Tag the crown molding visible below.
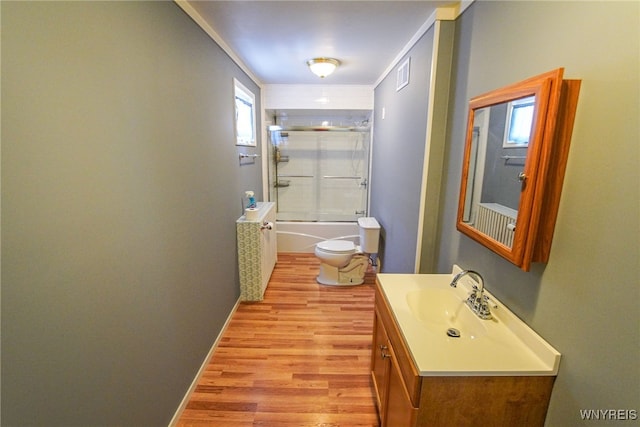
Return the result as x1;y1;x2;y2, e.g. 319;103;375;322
174;1;263;88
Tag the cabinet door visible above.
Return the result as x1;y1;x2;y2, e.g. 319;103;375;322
260;205;277;291
371;309;391;422
385;351;418;427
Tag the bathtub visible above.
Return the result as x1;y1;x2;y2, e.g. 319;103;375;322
276;221;359;253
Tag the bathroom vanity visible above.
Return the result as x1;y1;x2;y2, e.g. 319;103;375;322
371;272;560;426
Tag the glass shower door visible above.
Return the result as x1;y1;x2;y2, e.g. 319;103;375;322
273;131;317;221
316;132;368;221
270;128;369;222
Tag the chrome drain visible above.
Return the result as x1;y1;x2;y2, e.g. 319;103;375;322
446;328;461;338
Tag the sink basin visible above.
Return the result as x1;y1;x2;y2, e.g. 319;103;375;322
406;288;488;339
377;268;561;376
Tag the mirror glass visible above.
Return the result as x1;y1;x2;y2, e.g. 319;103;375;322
461;95;535;249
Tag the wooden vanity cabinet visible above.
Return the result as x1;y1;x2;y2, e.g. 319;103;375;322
370;279;555;427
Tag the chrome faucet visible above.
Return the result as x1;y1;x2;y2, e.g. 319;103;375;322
450;270;493;320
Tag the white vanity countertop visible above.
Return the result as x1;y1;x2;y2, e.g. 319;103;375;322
237;201;275;223
377;271;561;377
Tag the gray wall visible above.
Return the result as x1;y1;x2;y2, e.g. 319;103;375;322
437;2;639;425
370;28;434;273
2;2;262;425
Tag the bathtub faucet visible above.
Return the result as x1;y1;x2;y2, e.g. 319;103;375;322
450;270;492;320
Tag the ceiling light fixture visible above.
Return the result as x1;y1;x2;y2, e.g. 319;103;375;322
306;58;340;78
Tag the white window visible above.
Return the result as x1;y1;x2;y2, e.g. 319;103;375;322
234;78;256;146
503;96;535;148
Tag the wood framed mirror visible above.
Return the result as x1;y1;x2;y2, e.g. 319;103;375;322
456;68;581;271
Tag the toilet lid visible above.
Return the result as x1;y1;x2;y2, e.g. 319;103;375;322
317;240;356;254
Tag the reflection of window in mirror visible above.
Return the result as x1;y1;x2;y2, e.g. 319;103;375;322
234;78;256;146
503;96;535;147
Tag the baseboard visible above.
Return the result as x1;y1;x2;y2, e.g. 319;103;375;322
168;297;241;426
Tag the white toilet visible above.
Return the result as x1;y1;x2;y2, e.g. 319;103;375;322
315;217;380;286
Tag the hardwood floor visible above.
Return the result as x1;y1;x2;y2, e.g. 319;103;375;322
177;253;380;427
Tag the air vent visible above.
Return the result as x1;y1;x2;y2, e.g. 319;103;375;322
396;57;410;91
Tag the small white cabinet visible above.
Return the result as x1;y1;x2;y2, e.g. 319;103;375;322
236;202;277;301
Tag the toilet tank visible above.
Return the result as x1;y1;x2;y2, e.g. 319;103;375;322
358;217;380;254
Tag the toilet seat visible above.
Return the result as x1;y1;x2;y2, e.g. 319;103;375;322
316;240;356;254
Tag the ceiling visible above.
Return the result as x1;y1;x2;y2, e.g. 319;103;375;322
186;1;455;86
